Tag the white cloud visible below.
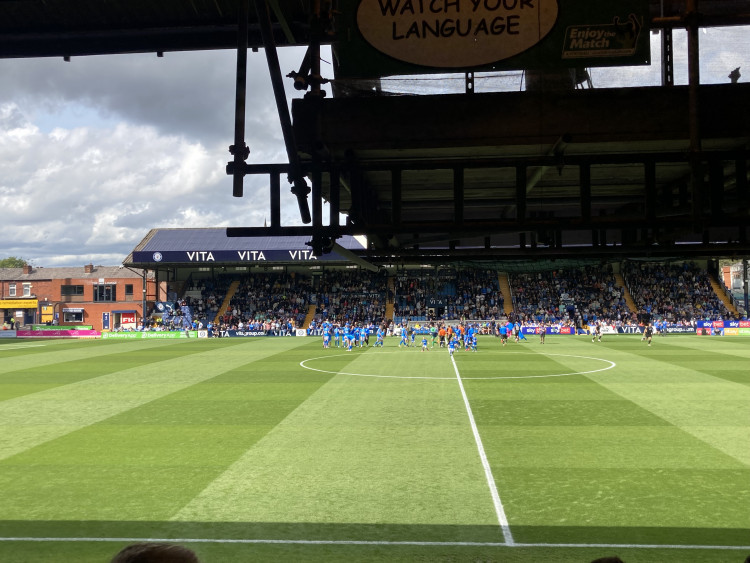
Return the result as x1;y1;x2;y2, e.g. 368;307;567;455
0;45;322;266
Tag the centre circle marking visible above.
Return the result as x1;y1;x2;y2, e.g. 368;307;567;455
299;351;616;380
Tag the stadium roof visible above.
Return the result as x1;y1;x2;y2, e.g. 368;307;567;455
124;228;369;267
3;1;749;263
1;1;748;59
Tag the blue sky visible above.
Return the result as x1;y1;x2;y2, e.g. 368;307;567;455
0;28;746;267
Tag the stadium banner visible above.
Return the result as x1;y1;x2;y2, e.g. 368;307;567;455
221;330;272;337
132;249;352;264
619;325;644;334
153;301;177;314
0;330;16;338
333;0;650;78
102;331;196;339
600;325;618;335
664;326;696;334
296;329;307;336
31;325;93;331
521;326;578;335
18;329;99;338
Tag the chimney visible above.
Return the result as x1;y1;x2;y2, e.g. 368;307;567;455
23;264;32;274
84;264;94;274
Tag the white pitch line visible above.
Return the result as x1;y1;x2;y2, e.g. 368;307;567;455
0;537;747;551
451;355;515;546
299;351;616;380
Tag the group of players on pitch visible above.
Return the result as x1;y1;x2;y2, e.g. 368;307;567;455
320;319;657;351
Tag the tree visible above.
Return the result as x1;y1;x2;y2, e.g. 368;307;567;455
0;257;28;268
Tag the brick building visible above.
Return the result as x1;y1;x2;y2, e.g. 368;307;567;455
0;264;155;332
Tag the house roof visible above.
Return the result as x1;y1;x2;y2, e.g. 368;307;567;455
0;266;145;282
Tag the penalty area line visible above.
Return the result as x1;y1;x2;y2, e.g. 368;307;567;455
451;355;515;546
0;537;748;551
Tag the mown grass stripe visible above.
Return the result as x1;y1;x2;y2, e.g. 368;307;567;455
0;340;307;462
0;339;181;375
583;345;750;466
172;348;502;538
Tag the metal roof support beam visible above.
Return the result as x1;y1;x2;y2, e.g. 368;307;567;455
392;168;402;227
661;27;674;87
737;157;748;215
645;161;656;222
266;0;296;43
579;163;591;224
312;155;323;227
454;167;464;226
708;159;724;219
270;170;281;227
686;0;703;226
346;152;364;225
254;0;311;223
516;165;527;222
526;134;570;195
308;0;323;99
229;0;250;198
329;166;341;227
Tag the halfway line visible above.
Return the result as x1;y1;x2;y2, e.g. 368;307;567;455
451;355;515;546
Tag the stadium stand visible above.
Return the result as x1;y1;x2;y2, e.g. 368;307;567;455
622;261;732;322
145;260;743;333
509;265;630;325
393;268;503;322
311;270;390;325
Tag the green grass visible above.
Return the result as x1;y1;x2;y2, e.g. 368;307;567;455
0;334;748;562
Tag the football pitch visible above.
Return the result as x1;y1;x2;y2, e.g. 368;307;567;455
0;334;748;562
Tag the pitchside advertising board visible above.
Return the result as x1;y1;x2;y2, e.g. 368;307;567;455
520;325;700;335
696;320;750;336
102;331;197;339
333;0;650;78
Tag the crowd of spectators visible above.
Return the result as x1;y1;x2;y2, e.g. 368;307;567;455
148;261;738;331
310;270;390;325
393;268;504;321
509;265;630;326
189;276;231;320
209;273;312;332
622;261;731;322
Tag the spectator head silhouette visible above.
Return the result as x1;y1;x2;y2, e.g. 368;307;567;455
110;542;200;563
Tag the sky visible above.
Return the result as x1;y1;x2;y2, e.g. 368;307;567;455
0;47;327;267
0;27;746;267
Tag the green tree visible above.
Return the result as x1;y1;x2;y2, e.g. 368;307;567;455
0;257;28;268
